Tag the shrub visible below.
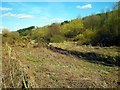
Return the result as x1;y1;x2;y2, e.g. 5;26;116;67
77;29;96;45
2;29;20;45
50;35;65;43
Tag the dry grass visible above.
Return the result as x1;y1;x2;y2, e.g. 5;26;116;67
2;42;119;88
50;42;119;57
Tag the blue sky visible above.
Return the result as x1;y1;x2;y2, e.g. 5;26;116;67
0;2;116;32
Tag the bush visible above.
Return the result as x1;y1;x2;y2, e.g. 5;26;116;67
2;29;20;45
50;35;65;43
77;29;96;45
61;18;84;39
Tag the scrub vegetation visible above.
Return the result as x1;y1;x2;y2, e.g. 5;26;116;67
1;2;120;89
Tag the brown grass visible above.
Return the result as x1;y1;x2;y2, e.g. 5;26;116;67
2;42;119;88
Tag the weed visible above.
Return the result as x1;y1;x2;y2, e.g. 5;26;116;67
49;74;58;82
55;64;61;70
27;56;39;62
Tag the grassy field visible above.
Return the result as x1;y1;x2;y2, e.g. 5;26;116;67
2;42;120;88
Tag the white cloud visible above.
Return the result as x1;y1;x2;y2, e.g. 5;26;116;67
76;4;92;9
1;12;33;19
0;7;12;11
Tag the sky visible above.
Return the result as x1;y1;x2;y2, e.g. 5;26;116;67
0;2;116;32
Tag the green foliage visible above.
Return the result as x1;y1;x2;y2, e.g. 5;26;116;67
91;7;120;46
61;18;84;38
17;26;35;36
2;29;20;45
77;29;96;45
83;15;101;30
50;35;65;43
80;2;120;46
2;29;9;37
27;56;39;62
49;74;57;82
30;23;64;45
65;28;82;38
30;26;50;46
3;2;119;46
47;23;61;38
61;20;70;25
44;23;65;43
94;8;120;46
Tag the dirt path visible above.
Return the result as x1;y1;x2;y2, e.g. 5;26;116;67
47;45;120;67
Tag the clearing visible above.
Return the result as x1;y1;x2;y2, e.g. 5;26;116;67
2;42;120;88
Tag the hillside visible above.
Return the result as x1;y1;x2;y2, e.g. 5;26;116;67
1;2;120;89
12;7;119;47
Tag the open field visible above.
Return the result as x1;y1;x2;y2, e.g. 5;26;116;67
1;1;120;89
2;42;120;88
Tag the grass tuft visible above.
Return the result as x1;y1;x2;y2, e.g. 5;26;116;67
27;56;39;62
